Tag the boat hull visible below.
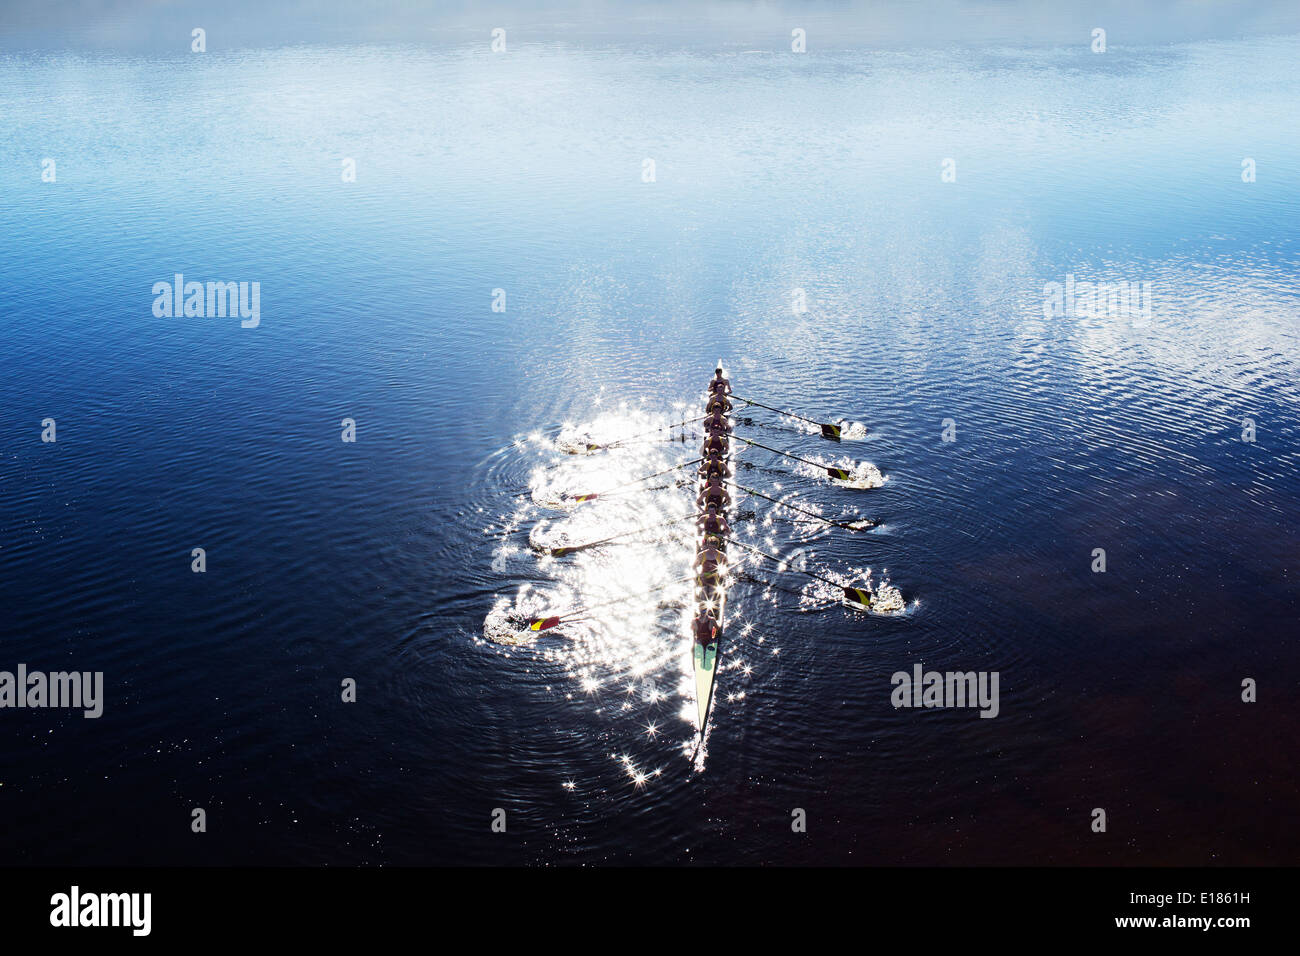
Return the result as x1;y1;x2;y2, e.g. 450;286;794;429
693;362;729;733
692;639;719;729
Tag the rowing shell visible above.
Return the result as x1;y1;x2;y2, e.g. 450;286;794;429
693;628;720;730
693;362;729;731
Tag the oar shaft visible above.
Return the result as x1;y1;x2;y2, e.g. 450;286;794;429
731;483;832;524
722;536;842;589
530;575;693;629
732;395;842;441
549;514;695;554
733;395;819;427
731;482;874;530
575;457;703;499
619;456;703;487
734;436;824;471
597;415;706;449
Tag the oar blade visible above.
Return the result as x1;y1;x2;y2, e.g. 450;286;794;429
843;586;873;608
827;467;851;481
529;615;563;631
821;422;842;442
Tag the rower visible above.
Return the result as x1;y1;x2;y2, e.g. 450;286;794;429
694;535;726;589
702;432;729;457
703;409;732;435
708;365;731;397
696;474;731;512
706;390;733;414
698;453;730;480
696;501;730;541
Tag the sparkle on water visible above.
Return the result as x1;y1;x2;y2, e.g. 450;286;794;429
484;399;906;784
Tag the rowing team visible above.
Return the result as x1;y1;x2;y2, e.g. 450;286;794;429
692;365;735;650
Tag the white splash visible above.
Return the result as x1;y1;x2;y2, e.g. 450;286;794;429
839;420;870;441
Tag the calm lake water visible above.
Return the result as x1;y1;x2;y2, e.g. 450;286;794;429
1;27;1298;864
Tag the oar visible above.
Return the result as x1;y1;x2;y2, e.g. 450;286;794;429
733;395;843;442
723;536;873;608
542;514;696;556
525;575;692;631
732;436;853;482
729;482;876;531
579;416;706;452
562;457;703;503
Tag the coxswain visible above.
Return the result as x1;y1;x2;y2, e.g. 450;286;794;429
692;608;719;647
708;364;731;397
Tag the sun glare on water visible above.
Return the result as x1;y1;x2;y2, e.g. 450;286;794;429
483;406;713;780
482;396;903;785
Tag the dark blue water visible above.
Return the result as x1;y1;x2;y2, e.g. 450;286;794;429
2;19;1298;864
